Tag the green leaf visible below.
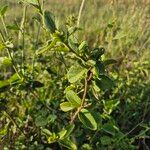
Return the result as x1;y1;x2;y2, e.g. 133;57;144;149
113;31;126;40
60;102;75;112
67;64;87;83
0;80;10;89
0;81;10;93
68;38;78;52
59;138;77;150
54;42;69;52
95;61;105;75
103;99;120;114
35;116;47;127
66;90;81;107
78;108;97;130
102;123;119;136
0;73;20;92
79;41;88;52
58;129;67;140
36;39;58;55
0;57;12;68
43;10;56;33
90;47;105;60
91;111;102;129
0;6;8;16
6;24;20;30
8;73;20;83
103;59;117;66
48;133;59;144
100;136;112;145
0;43;6;51
58;124;75;140
0;126;7;135
41;128;52;136
63;124;75;139
95;75;115;91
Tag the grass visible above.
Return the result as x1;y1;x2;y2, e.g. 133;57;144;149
1;0;149;58
0;0;150;149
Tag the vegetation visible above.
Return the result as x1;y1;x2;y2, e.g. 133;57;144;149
0;0;149;149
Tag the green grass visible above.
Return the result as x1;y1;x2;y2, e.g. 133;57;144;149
1;0;150;59
0;0;150;149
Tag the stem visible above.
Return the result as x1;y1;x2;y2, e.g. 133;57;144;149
59;53;68;70
115;121;143;144
37;0;43;15
0;29;6;42
7;48;22;79
77;0;85;27
70;70;92;123
19;5;27;75
0;16;8;37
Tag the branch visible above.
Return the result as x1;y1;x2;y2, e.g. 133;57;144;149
70;70;92;123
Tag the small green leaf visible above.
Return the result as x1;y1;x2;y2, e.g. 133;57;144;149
41;128;52;136
103;99;120;114
6;24;20;30
102;123;119;136
79;41;88;52
63;124;75;139
0;80;9;89
95;61;105;75
67;64;87;83
78;108;97;130
0;83;10;93
35;116;47;127
113;31;126;40
0;6;8;16
43;10;56;33
90;47;105;60
60;102;75;112
100;136;112;145
36;39;58;55
0;57;12;68
58;124;75;140
48;133;59;144
54;42;69;52
8;73;20;83
0;126;7;135
0;43;6;51
58;129;67;140
95;75;115;91
59;138;77;150
66;90;81;107
0;73;21;92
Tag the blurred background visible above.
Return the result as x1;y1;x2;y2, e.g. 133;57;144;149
1;0;150;60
